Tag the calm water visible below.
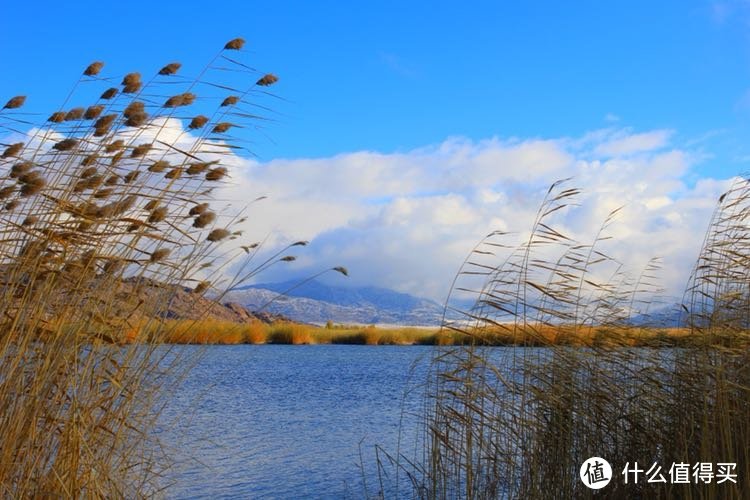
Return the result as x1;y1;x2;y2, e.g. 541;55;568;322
156;345;435;499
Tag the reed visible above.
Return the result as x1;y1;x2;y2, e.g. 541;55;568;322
370;179;750;499
0;37;289;496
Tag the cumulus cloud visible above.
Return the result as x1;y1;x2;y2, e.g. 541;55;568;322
7;119;725;303
218;128;732;302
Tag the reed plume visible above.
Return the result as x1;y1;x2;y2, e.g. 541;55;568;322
0;36;291;497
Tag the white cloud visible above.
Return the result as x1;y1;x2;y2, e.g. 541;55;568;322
216;127;732;302
6;121;729;304
593;129;673;157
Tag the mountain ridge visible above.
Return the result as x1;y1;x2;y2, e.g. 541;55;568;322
226;280;452;326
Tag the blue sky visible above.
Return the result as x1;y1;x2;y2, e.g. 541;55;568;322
1;1;748;175
1;1;749;300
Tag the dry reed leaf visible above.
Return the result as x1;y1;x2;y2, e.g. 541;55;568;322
205;167;228;181
0;185;15;199
150;248;171;262
22;215;39;226
110;151;124;165
256;74;279;86
148;160;170;173
122;72;142;93
53;138;79;151
80;167;98;179
3;96;26;109
212;122;233;133
193;211;216;228
206;228;231;242
94;114;117;136
189;203;209;215
123;170;140;183
148;206;168;223
124;113;146;127
131;143;153;158
64;107;85;121
83;61;104;76
101;87;118;100
81;154;98;166
48;111;66;123
224;38;245;50
165;92;196;107
10;161;32;178
18;171;46;196
188;115;209;129
165;168;183;180
93;188;114;199
158;62;182;75
124;101;144;117
125;112;147;127
2;142;24;158
102;259;124;274
105;140;125;153
84;105;105;120
186;162;211;175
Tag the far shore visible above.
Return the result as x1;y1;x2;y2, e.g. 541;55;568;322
120;320;749;348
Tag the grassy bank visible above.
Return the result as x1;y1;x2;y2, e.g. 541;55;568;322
132;319;750;347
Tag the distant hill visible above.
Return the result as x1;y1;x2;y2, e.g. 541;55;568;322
628;302;684;328
225;280;454;326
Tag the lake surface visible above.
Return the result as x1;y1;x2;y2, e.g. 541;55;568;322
156;345;436;499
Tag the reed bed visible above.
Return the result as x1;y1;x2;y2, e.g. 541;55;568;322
135;318;732;348
370;179;750;499
0;38;291;496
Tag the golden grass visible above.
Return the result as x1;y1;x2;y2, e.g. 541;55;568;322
369;179;750;499
0;37;291;496
125;319;745;348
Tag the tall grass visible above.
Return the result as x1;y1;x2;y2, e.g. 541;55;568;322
373;179;750;499
0;39;287;496
149;319;719;347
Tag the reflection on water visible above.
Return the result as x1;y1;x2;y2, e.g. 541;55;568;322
156;345;433;498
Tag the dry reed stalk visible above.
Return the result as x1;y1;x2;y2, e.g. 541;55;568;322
0;36;302;497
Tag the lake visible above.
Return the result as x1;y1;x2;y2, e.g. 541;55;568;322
156;345;436;498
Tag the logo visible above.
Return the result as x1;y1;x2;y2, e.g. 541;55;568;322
580;457;612;489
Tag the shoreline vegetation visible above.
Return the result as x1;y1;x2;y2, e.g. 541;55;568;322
127;319;750;347
0;39;299;496
367;179;750;498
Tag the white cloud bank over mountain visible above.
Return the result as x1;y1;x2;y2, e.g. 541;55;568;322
221;127;734;302
4;120;729;304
